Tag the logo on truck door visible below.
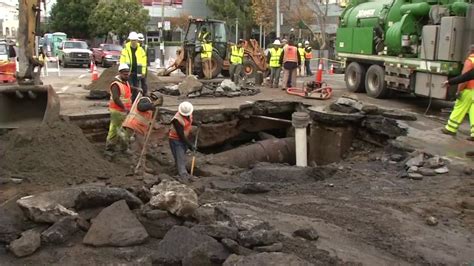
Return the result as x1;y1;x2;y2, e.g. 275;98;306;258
356;9;376;18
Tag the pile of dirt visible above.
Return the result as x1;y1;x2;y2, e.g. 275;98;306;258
86;65;161;92
0;120;124;183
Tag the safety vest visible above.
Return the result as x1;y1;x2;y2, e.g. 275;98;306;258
304;47;313;59
298;48;305;64
122;97;153;136
466;55;474;89
199;31;210;42
109;78;132;112
230;45;244;65
120;42;147;75
201;42;213;60
269;48;282;68
283;45;298;63
169;112;193;141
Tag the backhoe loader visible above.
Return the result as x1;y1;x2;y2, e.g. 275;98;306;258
162;18;268;79
0;0;59;129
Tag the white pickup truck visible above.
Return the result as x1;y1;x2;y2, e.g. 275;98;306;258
57;40;92;68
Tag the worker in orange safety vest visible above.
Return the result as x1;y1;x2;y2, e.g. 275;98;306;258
279;39;301;89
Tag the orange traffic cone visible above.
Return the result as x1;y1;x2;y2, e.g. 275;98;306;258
92;62;99;81
316;59;323;83
329;64;334;75
89;60;94;73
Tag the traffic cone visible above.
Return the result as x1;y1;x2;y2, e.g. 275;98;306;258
329;64;334;75
92;62;99;81
89;60;94;73
316;59;323;83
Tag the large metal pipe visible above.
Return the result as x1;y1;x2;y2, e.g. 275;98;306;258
208;137;295;168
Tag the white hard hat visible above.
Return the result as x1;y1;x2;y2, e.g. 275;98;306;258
137;33;144;41
118;63;130;72
178;101;193;116
273;40;281;45
298;42;302;47
305;40;309;45
128;31;139;40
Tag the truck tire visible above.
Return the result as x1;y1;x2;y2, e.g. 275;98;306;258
365;65;390;99
194;51;223;79
242;59;257;79
345;62;366;92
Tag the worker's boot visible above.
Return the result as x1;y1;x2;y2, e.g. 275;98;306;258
441;128;456;136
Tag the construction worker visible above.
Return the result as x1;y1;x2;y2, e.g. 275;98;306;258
198;27;210;42
122;91;163;173
304;41;313;76
297;43;305;76
137;33;149;97
282;39;288;49
230;39;245;83
169;101;196;179
120;31;147;101
201;37;213;79
105;63;142;157
442;45;474;141
280;39;301;89
267;39;283;88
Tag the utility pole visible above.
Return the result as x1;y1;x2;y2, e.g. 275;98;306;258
160;2;165;66
259;24;262;46
276;0;280;38
235;17;239;43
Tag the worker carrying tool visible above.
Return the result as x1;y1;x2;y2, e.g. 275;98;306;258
229;39;245;83
169;101;198;180
105;63;142;157
441;45;474;142
122;91;164;173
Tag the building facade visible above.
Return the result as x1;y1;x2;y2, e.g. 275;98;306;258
0;0;19;39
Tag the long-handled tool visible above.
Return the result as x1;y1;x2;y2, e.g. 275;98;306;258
190;126;200;176
134;106;159;174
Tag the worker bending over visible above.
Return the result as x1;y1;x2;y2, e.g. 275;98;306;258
122;91;164;173
169;102;197;179
105;63;142;157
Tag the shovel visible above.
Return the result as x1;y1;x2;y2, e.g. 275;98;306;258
134;106;159;174
190;126;200;176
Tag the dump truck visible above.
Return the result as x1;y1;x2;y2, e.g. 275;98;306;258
0;0;59;129
163;18;267;79
336;0;474;100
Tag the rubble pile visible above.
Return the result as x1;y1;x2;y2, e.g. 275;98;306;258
400;152;450;180
0;120;123;183
158;76;261;98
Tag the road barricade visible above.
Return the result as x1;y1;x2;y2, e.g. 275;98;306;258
43;56;61;77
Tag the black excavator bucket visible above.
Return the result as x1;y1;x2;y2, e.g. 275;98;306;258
0;85;60;129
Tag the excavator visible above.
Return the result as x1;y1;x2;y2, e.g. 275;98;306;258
0;0;59;129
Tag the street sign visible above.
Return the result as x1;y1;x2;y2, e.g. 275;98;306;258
164;21;171;31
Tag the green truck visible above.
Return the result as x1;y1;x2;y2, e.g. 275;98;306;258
336;0;474;100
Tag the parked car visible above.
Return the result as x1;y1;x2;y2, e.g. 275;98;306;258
57;40;92;68
92;44;122;67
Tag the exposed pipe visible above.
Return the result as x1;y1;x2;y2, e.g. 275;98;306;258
292;112;310;167
208;137;295;168
250;115;292;124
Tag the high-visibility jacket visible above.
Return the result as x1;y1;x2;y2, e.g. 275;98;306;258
463;54;474;90
169;112;193;140
304;47;313;59
298;48;305;64
120;42;147;75
122;97;153;136
198;31;210;42
283;45;298;63
201;42;213;60
109;78;132;112
269;48;282;68
230;45;244;65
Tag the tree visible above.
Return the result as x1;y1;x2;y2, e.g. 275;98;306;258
89;0;150;42
251;0;275;32
206;0;254;40
284;0;330;49
49;0;99;39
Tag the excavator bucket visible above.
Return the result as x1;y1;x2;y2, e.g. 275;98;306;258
0;84;60;129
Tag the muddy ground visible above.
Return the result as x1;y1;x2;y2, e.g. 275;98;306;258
0;117;473;265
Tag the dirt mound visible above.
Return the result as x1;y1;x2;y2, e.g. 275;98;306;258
86;65;162;92
0;120;124;183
